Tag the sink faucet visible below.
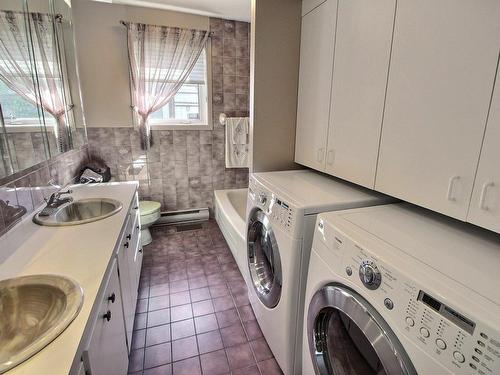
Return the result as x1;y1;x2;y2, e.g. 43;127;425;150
39;190;73;216
47;189;73;208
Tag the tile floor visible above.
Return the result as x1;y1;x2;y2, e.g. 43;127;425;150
128;220;283;375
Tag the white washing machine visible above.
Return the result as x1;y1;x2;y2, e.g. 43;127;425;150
303;203;500;375
245;170;394;374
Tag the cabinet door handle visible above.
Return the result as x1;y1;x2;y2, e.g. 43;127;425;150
108;293;116;303
479;181;495;211
136;225;140;230
126;234;132;240
446;176;460;201
316;148;324;163
124;242;129;248
139;248;143;253
327;149;335;165
103;310;112;322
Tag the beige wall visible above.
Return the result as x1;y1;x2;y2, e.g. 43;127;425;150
249;0;302;172
72;0;209;128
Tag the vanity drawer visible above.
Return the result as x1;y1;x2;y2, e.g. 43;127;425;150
83;259;128;375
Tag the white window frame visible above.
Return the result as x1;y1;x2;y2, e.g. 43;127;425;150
150;43;213;131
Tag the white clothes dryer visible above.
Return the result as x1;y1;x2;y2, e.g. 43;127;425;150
245;170;393;374
303;203;500;375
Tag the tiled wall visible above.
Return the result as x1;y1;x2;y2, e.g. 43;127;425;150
87;18;250;214
0;145;90;236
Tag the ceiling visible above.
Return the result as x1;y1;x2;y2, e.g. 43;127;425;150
99;0;251;22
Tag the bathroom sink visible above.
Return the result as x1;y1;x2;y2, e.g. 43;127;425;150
33;198;122;226
0;275;84;373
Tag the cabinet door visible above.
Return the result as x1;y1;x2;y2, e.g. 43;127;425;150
376;0;500;220
468;61;500;233
295;0;337;171
117;215;135;351
83;260;128;375
324;0;395;188
302;0;326;16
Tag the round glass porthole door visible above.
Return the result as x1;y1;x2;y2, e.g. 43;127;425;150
247;208;282;308
307;285;416;375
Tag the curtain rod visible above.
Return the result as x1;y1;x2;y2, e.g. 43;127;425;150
0;10;63;21
119;20;213;37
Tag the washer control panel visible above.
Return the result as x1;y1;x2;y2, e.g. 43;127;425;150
322;225;500;375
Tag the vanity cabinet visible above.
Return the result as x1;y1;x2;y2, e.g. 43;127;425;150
294;0;337;171
375;0;500;220
324;0;395;188
467;66;500;233
117;193;141;352
82;259;129;375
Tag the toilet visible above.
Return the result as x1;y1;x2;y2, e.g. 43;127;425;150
139;200;161;246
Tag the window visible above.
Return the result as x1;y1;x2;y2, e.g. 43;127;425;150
0;80;55;127
149;47;211;129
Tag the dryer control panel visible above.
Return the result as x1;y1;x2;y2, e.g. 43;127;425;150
316;219;500;375
248;178;295;233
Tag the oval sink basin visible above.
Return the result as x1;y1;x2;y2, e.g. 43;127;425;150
33;198;122;226
0;275;83;373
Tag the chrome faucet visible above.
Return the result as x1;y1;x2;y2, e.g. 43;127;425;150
46;189;73;208
39;189;73;216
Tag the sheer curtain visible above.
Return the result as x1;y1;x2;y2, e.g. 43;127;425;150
124;22;210;149
0;11;73;152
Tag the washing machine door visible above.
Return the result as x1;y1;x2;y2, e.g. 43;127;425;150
307;284;416;375
247;207;282;308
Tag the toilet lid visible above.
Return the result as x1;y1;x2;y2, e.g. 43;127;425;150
139;201;161;215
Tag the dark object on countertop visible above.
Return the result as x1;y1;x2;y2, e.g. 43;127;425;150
78;155;111;183
0;199;27;227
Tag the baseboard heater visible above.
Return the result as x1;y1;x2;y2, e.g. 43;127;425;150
154;207;209;226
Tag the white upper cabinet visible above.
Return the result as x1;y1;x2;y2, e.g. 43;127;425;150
376;0;500;220
468;62;500;233
295;0;337;171
324;0;396;188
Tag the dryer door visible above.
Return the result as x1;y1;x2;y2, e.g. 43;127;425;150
247;208;282;308
307;284;416;375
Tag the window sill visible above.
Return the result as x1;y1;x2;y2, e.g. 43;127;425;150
150;123;213;131
4;124;55;133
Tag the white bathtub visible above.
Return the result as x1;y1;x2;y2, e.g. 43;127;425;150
214;188;248;275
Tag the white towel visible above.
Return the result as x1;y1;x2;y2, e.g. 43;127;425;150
229;117;249;145
225;117;249;168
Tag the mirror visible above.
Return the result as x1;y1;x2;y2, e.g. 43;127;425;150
0;0;87;179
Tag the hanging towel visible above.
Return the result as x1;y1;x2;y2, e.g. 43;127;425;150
225;117;249;168
230;117;249;144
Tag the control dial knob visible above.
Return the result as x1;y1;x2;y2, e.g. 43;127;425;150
258;193;267;206
359;260;382;290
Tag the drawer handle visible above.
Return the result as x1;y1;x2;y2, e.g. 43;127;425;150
479;181;495;211
124;242;129;248
103;311;112;322
108;293;116;303
126;234;132;240
134;206;138;210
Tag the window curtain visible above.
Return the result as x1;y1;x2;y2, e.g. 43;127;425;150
124;22;210;149
0;11;73;152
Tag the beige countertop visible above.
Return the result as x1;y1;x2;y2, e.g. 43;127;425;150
0;182;138;375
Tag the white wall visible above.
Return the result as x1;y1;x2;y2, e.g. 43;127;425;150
72;0;209;127
250;0;302;172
